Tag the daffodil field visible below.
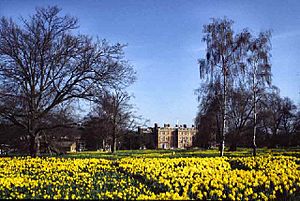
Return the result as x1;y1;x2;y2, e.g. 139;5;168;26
119;156;300;200
0;152;300;200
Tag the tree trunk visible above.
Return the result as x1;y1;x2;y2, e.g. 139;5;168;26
111;136;116;153
47;145;53;156
102;139;105;151
29;133;40;157
111;138;114;153
111;126;117;153
29;135;36;156
114;139;117;152
252;109;257;156
220;138;225;157
220;68;227;157
252;68;257;157
44;133;53;156
28;116;41;157
35;134;41;156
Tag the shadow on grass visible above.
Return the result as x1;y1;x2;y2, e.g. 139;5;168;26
114;162;169;194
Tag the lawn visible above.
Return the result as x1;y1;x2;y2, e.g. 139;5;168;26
65;147;300;159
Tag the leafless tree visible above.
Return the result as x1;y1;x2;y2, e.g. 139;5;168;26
260;88;297;147
0;6;135;156
92;89;137;153
227;88;253;151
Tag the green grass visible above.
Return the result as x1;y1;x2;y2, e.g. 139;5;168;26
65;147;300;160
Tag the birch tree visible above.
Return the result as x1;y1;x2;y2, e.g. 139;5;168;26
244;31;272;156
199;18;248;156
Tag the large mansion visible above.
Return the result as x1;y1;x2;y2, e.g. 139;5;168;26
138;123;197;149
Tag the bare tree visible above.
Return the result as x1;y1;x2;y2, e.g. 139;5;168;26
227;88;253;151
93;89;137;153
281;97;297;138
291;111;300;146
199;18;248;156
82;115;109;151
195;81;222;149
260;88;296;147
0;6;135;156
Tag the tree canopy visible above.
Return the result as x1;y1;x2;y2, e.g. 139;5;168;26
0;6;136;156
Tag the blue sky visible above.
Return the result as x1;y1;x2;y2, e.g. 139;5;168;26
1;0;300;127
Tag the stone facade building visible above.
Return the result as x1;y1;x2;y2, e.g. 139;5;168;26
139;123;197;149
154;123;197;149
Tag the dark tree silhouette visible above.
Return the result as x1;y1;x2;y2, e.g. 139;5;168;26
227;88;253;151
259;87;296;147
92;89;137;153
0;6;135;156
195;81;222;149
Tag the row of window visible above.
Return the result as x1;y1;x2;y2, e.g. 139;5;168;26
159;131;195;135
180;137;192;141
159;136;192;142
